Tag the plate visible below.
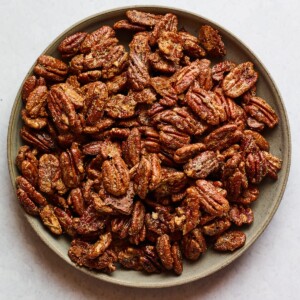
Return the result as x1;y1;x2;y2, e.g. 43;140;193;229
7;6;291;288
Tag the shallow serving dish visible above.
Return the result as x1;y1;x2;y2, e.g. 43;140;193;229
7;6;291;288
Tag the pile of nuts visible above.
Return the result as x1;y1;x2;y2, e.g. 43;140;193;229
15;10;282;275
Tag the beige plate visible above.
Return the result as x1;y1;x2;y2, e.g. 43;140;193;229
7;6;291;288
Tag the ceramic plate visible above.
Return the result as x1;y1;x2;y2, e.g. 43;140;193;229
7;6;291;288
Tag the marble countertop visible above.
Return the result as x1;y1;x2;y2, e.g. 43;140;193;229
1;0;299;299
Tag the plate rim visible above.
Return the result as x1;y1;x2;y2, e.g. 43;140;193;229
7;5;291;288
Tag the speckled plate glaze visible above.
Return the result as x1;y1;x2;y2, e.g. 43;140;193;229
7;6;291;288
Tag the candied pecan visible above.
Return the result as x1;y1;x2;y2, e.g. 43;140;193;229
202;218;231;236
171;243;183;275
229;205;254;226
20;127;56;153
25;85;48;118
186;83;226;125
204;124;243;151
158;31;183;63
16;146;39;186
246;117;265;131
128;201;146;236
111;216;131;239
129;224;146;245
80;26;116;54
126;10;163;26
118;247;144;271
68;188;85;216
159;125;191;151
38;154;67;195
88;232;112;259
198;25;226;57
83;117;115;134
156;234;173;270
197;59;213;91
244;130;269;151
21;75;46;101
106;72;128;95
128;88;157;104
234;186;259;205
154;168;187;199
128;32;151;91
190;180;230;216
214;230;246;252
212;60;237;81
105;94;136;119
47;85;82;134
122;128;141;167
245;151;268;184
140;246;162;274
263;151;282;180
222;153;248;200
174;143;206;164
53;207;76;236
222;62;258;98
34;55;68;82
101;45;129;79
184;151;220;179
82;81;108;125
151;76;177;106
170;60;201;94
50;194;68;210
58;32;88;58
149;51;178;74
22;110;47;130
182;228;207;260
69;54;85;74
40;205;62;235
149;13;178;45
60;143;84;188
113;19;146;31
242;96;279;128
102;156;130;196
16;188;39;216
179;31;206;58
83;37;119;69
78;70;102;84
100;127;131;139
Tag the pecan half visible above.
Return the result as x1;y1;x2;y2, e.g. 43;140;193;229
182;228;207;260
58;32;88;58
40;205;62;235
214;231;246;252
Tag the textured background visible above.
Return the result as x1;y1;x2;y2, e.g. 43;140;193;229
1;0;299;299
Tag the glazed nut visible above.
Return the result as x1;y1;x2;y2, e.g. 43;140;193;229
214;231;246;252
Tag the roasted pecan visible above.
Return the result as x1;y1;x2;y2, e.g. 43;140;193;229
173;143;206;164
151;76;177;106
69;54;85;74
190;180;230;216
246;117;265;131
244;130;269;151
202;217;231;236
58;32;88;58
242;96;279;128
113;19;147;31
128;201;146;236
182;228;207;260
229;205;254;226
38;154;67;195
245;151;268;184
111;216;131;239
53;207;76;236
158;31;183;64
149;13;178;46
170;60;201;94
25;85;48;118
40;205;62;235
102;156;130;196
80;26;115;54
78;70;102;84
118;247;144;271
106;72;128;95
140;245;162;273
212;60;237;81
184;151;220;179
234;186;259;205
222;62;258;98
126;10;163;26
122;128;141;167
198;25;226;57
105;94;136;119
186;83;226;125
149;51;178;74
171;243;183;275
20;127;56;153
263;151;282;180
197;59;213;91
214;230;246;252
16;188;39;216
156;234;173;270
21;75;46;101
68;188;85;216
21;110;47;130
204;124;243;151
179;31;206;58
16;146;39;186
88;232;112;259
34;55;68;82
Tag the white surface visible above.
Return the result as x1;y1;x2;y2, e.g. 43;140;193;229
0;0;299;299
